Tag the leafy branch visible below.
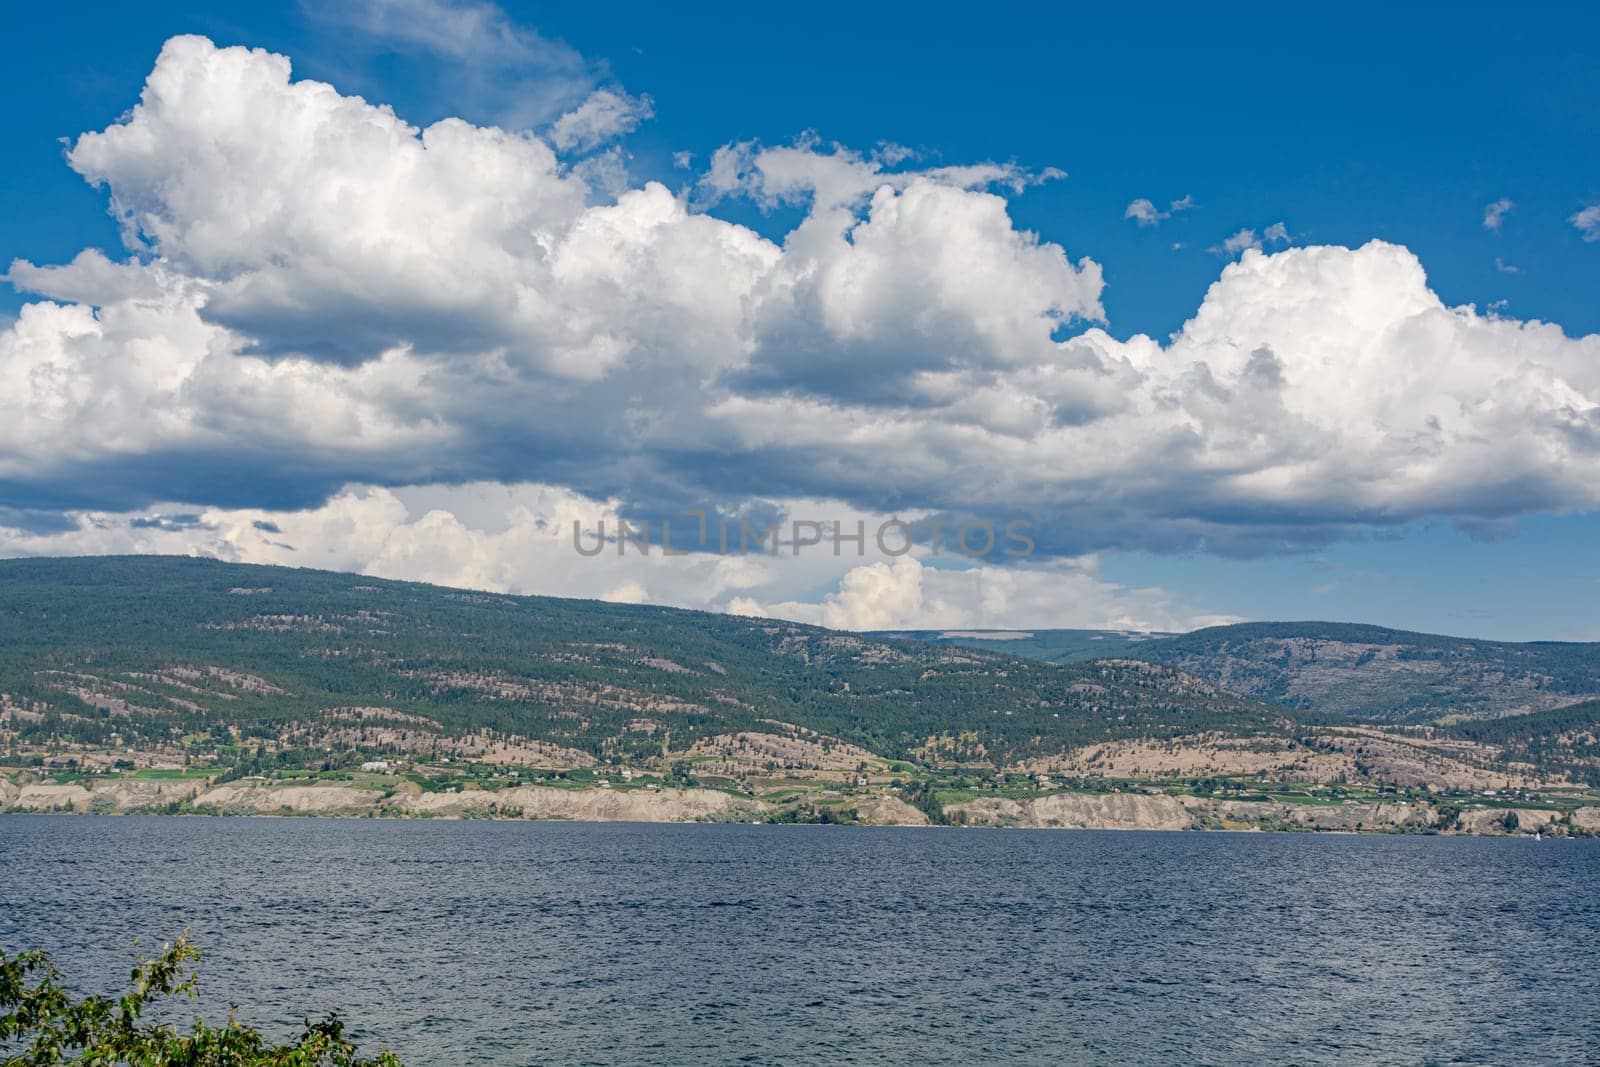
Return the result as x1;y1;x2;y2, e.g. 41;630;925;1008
0;937;402;1066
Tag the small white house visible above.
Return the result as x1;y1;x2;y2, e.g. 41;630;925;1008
360;760;391;773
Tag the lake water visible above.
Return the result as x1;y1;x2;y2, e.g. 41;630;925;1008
2;816;1597;1065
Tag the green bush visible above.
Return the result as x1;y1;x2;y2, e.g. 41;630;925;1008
0;936;402;1066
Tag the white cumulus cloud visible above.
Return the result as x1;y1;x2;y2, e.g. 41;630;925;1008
549;88;654;153
0;484;1233;631
2;33;1599;586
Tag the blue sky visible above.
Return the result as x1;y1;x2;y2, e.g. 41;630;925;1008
8;1;1600;334
2;0;1598;639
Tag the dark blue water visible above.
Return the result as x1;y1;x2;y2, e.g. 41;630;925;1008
2;816;1597;1065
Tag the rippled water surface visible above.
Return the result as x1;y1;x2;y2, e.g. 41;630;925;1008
3;816;1598;1064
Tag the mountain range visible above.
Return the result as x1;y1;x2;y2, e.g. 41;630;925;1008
2;556;1597;790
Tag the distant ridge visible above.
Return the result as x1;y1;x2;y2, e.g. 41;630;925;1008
880;622;1600;724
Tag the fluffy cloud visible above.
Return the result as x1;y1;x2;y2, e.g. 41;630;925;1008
1483;198;1514;231
1124;194;1193;227
740;178;1106;411
549;88;655;153
4;33;1600;597
1573;204;1600;243
64;38;590;365
699;138;1064;213
737;556;1235;632
0;483;1230;631
1213;222;1290;256
306;0;601;130
718;239;1600;553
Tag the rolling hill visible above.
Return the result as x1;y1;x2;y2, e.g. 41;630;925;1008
0;556;1286;770
1441;697;1600;783
880;623;1600;724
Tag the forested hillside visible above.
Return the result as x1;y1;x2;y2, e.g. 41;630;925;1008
1138;623;1600;723
1442;698;1600;783
0;557;1285;768
887;623;1600;723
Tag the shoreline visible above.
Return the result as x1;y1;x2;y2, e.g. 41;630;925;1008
4;779;1594;838
0;808;1586;839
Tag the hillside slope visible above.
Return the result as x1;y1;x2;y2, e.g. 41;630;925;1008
0;556;1286;768
1442;697;1600;783
884;623;1600;723
1139;623;1600;723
